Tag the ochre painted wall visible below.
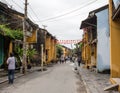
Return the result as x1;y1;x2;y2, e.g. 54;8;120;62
82;30;91;68
45;36;57;63
9;41;13;54
46;36;51;63
26;30;37;43
109;0;120;78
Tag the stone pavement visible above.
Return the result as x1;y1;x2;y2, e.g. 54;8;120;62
77;63;119;93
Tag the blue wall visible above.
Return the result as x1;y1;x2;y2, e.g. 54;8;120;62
96;8;110;72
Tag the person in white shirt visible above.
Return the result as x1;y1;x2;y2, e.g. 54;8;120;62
7;53;15;84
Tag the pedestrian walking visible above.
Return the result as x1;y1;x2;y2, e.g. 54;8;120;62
77;56;81;66
7;52;16;84
61;55;64;63
72;56;75;63
70;56;72;62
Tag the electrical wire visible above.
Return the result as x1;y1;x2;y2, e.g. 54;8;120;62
20;0;24;3
2;0;97;24
35;0;107;23
28;13;36;22
11;0;23;10
28;4;40;21
3;0;35;23
27;0;93;23
39;11;88;23
0;0;108;25
35;0;97;22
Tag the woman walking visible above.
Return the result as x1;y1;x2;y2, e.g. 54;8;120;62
7;53;16;84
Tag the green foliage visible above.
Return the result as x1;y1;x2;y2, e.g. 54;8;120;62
0;25;23;40
12;29;23;40
56;44;63;58
27;48;37;59
15;45;23;58
15;45;37;61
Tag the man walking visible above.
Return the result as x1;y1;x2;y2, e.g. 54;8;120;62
77;51;81;67
7;53;16;84
77;56;81;66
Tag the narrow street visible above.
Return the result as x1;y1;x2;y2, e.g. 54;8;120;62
0;62;87;93
0;0;120;92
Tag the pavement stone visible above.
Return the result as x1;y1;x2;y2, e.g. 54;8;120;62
77;63;119;93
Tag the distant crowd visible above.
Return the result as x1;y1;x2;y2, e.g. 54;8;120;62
59;55;81;66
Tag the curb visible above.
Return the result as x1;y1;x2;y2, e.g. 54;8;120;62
0;67;48;84
77;66;91;93
0;68;39;84
0;74;24;84
78;70;91;93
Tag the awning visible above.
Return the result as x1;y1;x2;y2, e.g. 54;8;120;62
80;15;97;29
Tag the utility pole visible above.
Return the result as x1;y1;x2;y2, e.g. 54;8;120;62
42;25;47;29
22;0;28;74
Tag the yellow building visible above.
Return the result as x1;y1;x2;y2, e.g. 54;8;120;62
109;0;120;90
80;28;97;69
45;32;57;64
0;1;38;67
26;28;38;44
80;28;91;68
80;6;109;71
61;45;71;58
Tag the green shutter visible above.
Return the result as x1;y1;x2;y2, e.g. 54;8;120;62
0;35;4;66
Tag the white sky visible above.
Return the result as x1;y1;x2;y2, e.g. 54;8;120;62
1;0;108;48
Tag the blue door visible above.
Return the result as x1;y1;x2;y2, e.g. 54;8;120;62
0;34;4;66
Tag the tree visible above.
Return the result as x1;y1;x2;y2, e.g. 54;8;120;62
56;44;63;58
0;25;23;40
15;46;37;68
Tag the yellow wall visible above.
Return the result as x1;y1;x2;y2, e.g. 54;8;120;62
61;47;70;57
81;45;85;61
51;39;57;62
53;40;57;60
109;0;120;78
82;30;91;67
46;36;50;50
45;36;57;63
66;49;70;57
26;30;37;43
45;36;51;63
62;47;66;57
82;36;86;63
9;41;13;54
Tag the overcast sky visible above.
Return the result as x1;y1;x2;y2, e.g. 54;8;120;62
1;0;108;48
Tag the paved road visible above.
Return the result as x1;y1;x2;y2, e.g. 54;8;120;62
0;62;87;93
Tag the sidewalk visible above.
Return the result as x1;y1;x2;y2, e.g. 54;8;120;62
77;64;119;93
0;66;46;84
